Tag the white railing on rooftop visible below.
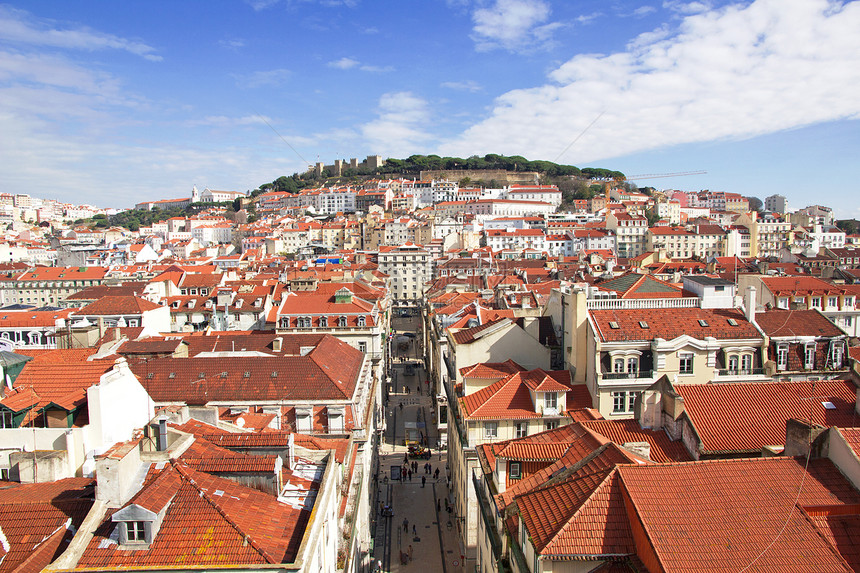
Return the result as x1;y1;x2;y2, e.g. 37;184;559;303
587;297;701;310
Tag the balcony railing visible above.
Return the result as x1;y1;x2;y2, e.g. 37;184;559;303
602;370;653;380
587;298;700;310
716;368;764;377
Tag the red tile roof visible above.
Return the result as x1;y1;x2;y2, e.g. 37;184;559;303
515;446;639;558
459;359;524;379
755;308;845;337
134;334;363;403
676;379;860;454
591;307;759;342
76;461;310;567
618;457;860;572
0;478;95;573
580;419;692;463
75;295;161;315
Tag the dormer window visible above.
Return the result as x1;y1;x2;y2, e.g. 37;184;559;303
127;521;147;543
544;392;558;413
319;316;328;327
357;316;366;327
338;316;348;327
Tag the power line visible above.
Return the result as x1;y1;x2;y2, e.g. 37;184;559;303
254;113;311;167
553;110;605;163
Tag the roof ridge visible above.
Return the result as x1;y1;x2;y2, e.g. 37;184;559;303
170;460;278;564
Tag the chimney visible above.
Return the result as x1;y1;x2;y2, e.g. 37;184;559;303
745;285;756;324
156;416;168;452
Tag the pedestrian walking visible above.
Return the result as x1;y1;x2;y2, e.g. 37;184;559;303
434;468;440;480
408;469;412;481
412;524;416;536
403;518;408;532
421;475;426;488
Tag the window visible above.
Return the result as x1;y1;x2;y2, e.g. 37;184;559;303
357;316;366;327
778;297;789;309
728;355;739;372
509;462;522;480
613;358;624;373
484;421;498;439
358;341;367;353
127;521;147;543
297;317;311;328
544;392;557;411
804;343;816;369
515;422;527;438
544;421;558;431
846;316;853;328
0;409;13;428
626;357;639;375
831;342;844;368
777;344;789;370
741;353;753;373
812;297;821;309
338;316;348;327
828;296;838;308
679;353;694;374
319;316;328;327
627;391;639;412
612;392;626;413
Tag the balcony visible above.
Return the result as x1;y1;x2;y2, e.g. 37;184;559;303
602;370;653;380
716;368;764;377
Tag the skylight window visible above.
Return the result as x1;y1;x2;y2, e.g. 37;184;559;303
727;319;738;326
698;319;709;327
271;371;278;378
198;372;205;379
609;321;620;329
244;371;251;378
822;401;836;410
147;373;154;379
638;321;649;329
168;373;176;379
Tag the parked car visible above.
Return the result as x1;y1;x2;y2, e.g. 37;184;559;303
402;332;416;338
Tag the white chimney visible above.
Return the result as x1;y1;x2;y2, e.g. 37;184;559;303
745;285;757;323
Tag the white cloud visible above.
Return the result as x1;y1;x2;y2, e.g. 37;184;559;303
632;6;658;17
361;92;435;156
0;5;161;61
233;69;292;88
440;0;860;165
470;0;561;52
441;80;483;92
662;1;714;15
328;57;360;69
219;38;246;50
328;57;393;72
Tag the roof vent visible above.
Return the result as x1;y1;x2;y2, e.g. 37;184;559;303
168;372;176;379
198;372;205;379
243;371;251;378
271;371;278;378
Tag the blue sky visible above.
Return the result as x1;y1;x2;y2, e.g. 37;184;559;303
1;0;859;217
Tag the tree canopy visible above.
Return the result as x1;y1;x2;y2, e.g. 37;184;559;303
253;154;624;194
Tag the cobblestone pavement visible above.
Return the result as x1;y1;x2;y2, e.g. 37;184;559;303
371;316;464;573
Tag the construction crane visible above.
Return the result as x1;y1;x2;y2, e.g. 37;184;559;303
602;170;707;211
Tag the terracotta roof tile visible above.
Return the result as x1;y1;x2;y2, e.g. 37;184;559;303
618;457;860;572
591;307;759;342
755;309;845;337
676;379;860;453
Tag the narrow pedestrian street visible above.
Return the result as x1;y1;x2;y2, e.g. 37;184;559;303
371;312;464;573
